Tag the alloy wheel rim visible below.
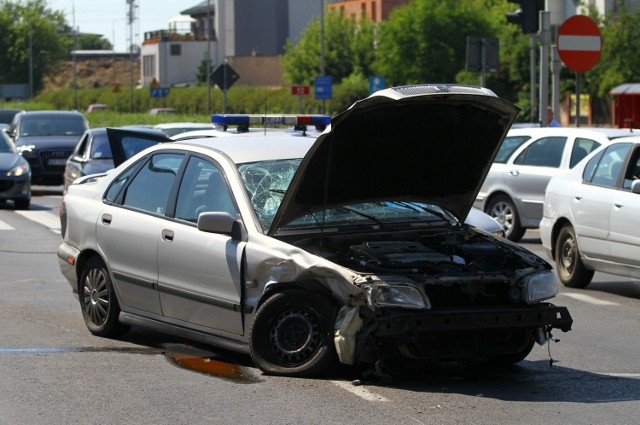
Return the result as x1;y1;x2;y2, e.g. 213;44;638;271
490;201;514;234
82;268;109;326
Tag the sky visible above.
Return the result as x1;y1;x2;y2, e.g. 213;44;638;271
47;0;198;52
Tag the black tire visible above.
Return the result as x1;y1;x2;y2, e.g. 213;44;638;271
486;195;525;242
79;256;129;337
554;224;594;288
488;336;535;367
249;290;339;377
14;198;30;210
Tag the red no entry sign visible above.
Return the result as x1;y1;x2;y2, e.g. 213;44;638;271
557;15;602;72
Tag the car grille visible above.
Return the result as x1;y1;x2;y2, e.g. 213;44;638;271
424;281;511;307
39;150;72;173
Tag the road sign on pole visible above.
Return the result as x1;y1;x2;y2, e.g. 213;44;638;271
314;76;332;100
291;85;310;96
557;15;602;73
150;87;170;98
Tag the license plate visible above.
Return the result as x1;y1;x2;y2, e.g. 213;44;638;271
48;158;67;166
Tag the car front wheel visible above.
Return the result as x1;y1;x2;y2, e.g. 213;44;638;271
486;195;525;241
79;256;129;337
249;290;338;377
555;224;594;288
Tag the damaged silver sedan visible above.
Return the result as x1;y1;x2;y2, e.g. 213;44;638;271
58;85;572;377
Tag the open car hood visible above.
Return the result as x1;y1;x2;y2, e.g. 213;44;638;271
268;85;519;235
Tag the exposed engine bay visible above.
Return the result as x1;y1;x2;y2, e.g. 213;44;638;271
282;226;546;308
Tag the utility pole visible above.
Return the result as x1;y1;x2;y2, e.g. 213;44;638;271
320;0;325;114
127;0;136;113
539;11;550;126
207;0;211;113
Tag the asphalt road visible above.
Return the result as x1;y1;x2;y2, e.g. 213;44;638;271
1;189;639;425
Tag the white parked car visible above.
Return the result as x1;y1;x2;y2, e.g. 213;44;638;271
474;127;639;241
541;137;640;288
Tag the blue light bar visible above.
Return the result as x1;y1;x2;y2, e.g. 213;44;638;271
211;114;331;128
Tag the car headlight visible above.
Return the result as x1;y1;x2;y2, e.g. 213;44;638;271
6;164;30;177
364;282;430;310
521;270;558;304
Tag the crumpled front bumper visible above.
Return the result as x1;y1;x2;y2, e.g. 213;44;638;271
335;303;572;365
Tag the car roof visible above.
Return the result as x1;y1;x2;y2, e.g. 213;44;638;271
153;122;215;129
507;126;640;139
172;134;316;164
18;110;84;117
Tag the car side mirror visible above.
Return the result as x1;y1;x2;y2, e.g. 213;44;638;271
197;212;247;242
632;179;640;194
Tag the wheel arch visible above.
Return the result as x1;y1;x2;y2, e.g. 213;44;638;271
484;191;514;213
257;279;337;312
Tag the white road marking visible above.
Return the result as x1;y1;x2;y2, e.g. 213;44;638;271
331;380;390;402
603;373;640;378
0;219;15;230
559;292;619;306
15;210;61;235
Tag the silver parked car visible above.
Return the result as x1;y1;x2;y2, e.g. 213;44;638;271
541;137;640;288
58;85;572;377
475;127;620;241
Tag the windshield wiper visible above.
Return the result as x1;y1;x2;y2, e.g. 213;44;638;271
337;206;382;225
387;201;458;226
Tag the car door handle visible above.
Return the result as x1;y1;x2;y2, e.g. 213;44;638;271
161;229;174;242
573;194;583;201
101;213;112;225
509;170;519;176
614;201;624;209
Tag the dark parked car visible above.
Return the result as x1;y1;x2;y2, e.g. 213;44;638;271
64;127;171;191
0;108;25;126
0;129;31;209
10;111;89;185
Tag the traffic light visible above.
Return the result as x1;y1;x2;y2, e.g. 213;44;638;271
506;0;544;34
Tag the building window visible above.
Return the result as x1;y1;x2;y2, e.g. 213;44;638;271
371;1;377;21
143;55;155;79
170;44;181;56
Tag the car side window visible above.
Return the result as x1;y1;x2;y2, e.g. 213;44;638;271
513;137;567;167
570;138;600;169
90;133;112;159
623;147;640;190
122;153;184;215
74;133;89;158
590;143;632;188
495;136;530;163
174;157;237;223
582;150;604;183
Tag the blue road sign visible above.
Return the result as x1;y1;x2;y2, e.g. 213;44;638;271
150;87;170;98
369;76;385;94
314;76;333;100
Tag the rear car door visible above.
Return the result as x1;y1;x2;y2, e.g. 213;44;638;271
157;155;245;335
97;152;185;315
609;144;640;266
508;136;567;222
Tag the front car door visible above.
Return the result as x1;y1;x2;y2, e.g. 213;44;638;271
157;155;245;335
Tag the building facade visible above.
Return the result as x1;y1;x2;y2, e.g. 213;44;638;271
140;0;322;87
327;0;410;23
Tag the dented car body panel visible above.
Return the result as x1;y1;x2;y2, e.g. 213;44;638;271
58;85;572;377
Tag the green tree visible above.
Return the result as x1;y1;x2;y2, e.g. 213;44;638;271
373;0;494;86
75;33;112;50
585;9;640;98
281;10;377;85
0;0;72;95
